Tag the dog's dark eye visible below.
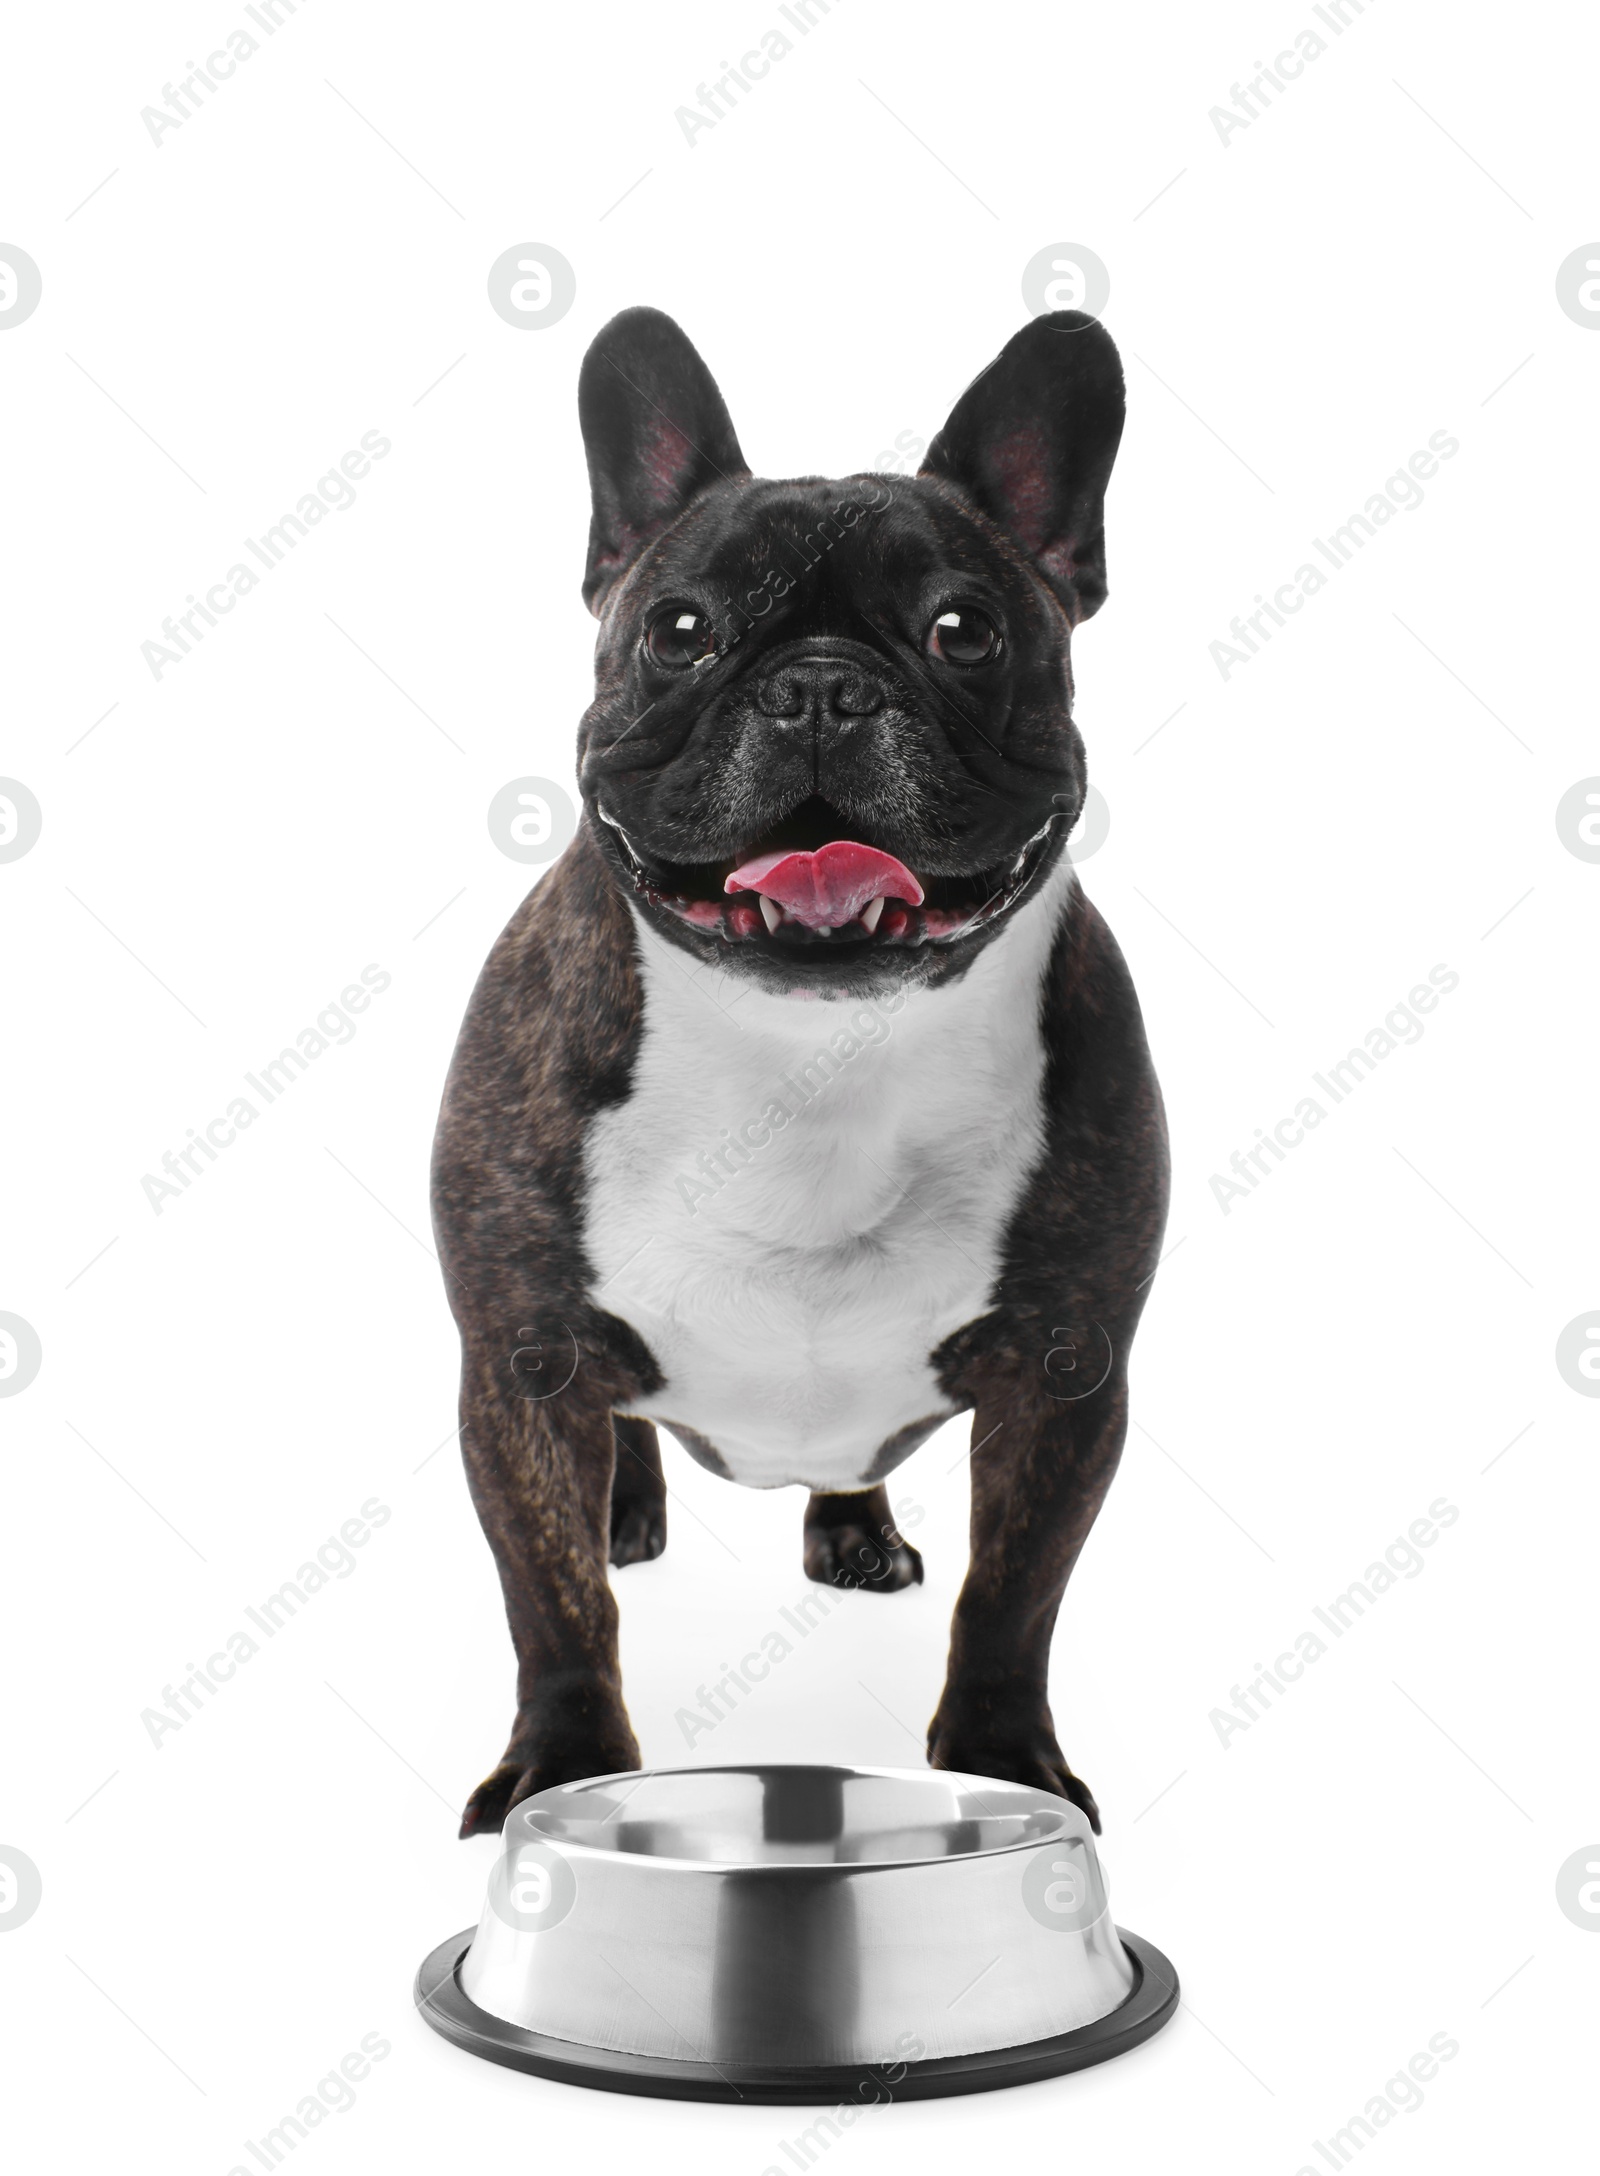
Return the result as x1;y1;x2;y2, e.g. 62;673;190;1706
927;606;1000;666
646;607;718;669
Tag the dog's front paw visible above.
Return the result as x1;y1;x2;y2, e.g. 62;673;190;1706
460;1691;639;1838
927;1702;1101;1832
803;1488;924;1593
460;1760;546;1838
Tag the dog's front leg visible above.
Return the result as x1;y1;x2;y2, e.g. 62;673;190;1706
928;1359;1129;1833
456;1342;640;1837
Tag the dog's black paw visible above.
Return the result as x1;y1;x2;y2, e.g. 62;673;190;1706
460;1745;638;1837
609;1497;667;1568
460;1695;639;1837
927;1707;1101;1832
803;1488;924;1592
804;1522;924;1591
459;1761;539;1839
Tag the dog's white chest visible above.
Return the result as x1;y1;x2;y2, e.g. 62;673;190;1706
581;872;1068;1491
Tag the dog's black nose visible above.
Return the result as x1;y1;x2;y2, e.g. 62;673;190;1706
756;658;884;722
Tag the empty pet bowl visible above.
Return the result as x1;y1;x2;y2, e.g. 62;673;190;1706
416;1763;1176;2101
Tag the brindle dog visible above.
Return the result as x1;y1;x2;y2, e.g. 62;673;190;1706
432;306;1167;1840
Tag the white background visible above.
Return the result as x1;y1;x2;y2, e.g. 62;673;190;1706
2;0;1595;2169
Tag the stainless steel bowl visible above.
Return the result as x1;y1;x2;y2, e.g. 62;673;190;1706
417;1764;1177;2101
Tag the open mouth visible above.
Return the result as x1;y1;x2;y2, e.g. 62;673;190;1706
598;796;1057;951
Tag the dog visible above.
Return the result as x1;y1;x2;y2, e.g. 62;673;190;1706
432;305;1168;1840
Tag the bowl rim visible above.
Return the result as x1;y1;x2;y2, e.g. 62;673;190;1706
504;1761;1092;1876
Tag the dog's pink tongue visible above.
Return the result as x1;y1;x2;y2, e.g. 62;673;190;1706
725;841;924;930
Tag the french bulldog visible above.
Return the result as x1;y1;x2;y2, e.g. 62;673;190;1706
433;305;1168;1839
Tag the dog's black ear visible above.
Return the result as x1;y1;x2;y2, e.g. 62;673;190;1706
920;311;1125;623
578;307;748;614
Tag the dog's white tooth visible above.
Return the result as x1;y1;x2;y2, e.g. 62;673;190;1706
758;895;783;934
860;895;886;933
